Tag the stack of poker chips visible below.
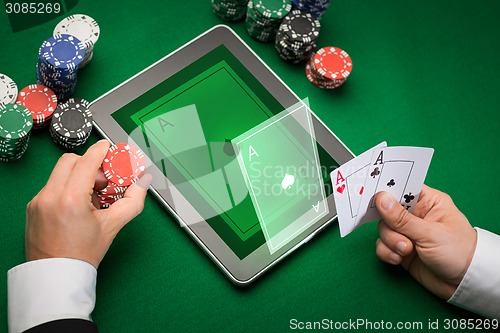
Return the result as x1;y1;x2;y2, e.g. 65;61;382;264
0;104;33;162
292;0;333;19
37;34;85;103
274;9;320;63
305;46;353;89
212;0;248;22
102;143;146;187
16;84;58;130
97;182;128;209
245;0;292;42
0;74;18;105
49;98;93;149
53;14;100;68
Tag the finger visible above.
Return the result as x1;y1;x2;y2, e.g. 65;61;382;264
67;140;110;195
94;168;108;191
377;221;414;256
374;191;431;242
99;174;152;236
376;238;402;265
412;184;440;219
43;153;79;193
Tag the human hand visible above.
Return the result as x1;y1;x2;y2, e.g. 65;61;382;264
375;185;477;299
25;140;152;268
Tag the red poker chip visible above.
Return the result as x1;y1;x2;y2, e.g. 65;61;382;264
99;182;128;195
16;84;57;125
312;46;352;81
305;59;346;89
102;143;145;186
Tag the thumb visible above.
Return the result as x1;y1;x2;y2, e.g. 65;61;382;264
375;191;429;242
101;174;152;236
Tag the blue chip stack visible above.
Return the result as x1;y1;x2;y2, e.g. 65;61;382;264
292;0;333;19
36;34;85;103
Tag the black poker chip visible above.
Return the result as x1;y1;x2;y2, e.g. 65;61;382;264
49;97;93;149
274;9;320;63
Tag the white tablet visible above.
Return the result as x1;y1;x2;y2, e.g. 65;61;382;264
90;25;354;285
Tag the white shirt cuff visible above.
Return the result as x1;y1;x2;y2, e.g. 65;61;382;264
448;228;500;319
8;258;97;333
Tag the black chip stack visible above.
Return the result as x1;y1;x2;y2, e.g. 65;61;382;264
49;98;93;149
274;9;321;63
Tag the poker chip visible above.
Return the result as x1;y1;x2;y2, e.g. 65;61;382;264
37;34;85;102
245;0;292;42
306;46;353;89
53;14;100;68
212;0;248;22
96;182;128;209
274;9;320;63
49;97;93;149
102;143;146;186
16;84;58;129
0;103;33;162
292;0;333;19
0;74;18;105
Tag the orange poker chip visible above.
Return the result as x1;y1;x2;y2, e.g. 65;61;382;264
16;84;57;126
312;46;352;81
102;143;146;186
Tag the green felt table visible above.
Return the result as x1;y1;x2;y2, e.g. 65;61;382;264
1;0;500;332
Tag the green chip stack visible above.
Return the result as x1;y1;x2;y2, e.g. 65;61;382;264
212;0;249;22
246;0;292;42
0;103;33;162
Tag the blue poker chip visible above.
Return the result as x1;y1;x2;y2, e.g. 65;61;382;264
291;0;333;19
37;34;84;102
39;34;85;70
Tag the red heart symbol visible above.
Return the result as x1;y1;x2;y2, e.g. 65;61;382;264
337;184;345;194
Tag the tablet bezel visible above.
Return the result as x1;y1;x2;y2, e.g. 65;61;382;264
90;25;354;285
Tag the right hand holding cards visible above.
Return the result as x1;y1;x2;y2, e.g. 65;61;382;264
332;143;434;237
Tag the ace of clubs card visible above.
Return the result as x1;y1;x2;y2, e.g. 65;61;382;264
355;146;434;226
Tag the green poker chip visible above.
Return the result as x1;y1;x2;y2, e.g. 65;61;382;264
0;103;32;162
0;103;33;140
254;0;292;19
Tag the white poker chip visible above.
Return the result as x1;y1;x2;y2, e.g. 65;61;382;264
53;14;100;50
0;74;18;105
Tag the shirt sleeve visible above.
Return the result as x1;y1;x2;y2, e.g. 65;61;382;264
448;228;500;319
8;258;97;333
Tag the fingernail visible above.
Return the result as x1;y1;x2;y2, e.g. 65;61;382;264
380;192;395;211
137;173;152;189
98;139;109;144
396;241;407;255
389;252;401;264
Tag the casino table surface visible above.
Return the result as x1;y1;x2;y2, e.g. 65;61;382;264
1;0;500;332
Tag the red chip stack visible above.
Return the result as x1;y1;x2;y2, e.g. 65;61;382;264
99;142;146;209
16;84;58;129
305;46;353;89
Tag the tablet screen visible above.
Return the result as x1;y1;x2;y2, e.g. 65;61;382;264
111;44;339;259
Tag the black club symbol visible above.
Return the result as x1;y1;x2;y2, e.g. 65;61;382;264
404;193;415;203
370;167;380;178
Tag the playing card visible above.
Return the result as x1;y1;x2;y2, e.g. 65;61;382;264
355;146;434;226
331;142;387;237
233;105;328;253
